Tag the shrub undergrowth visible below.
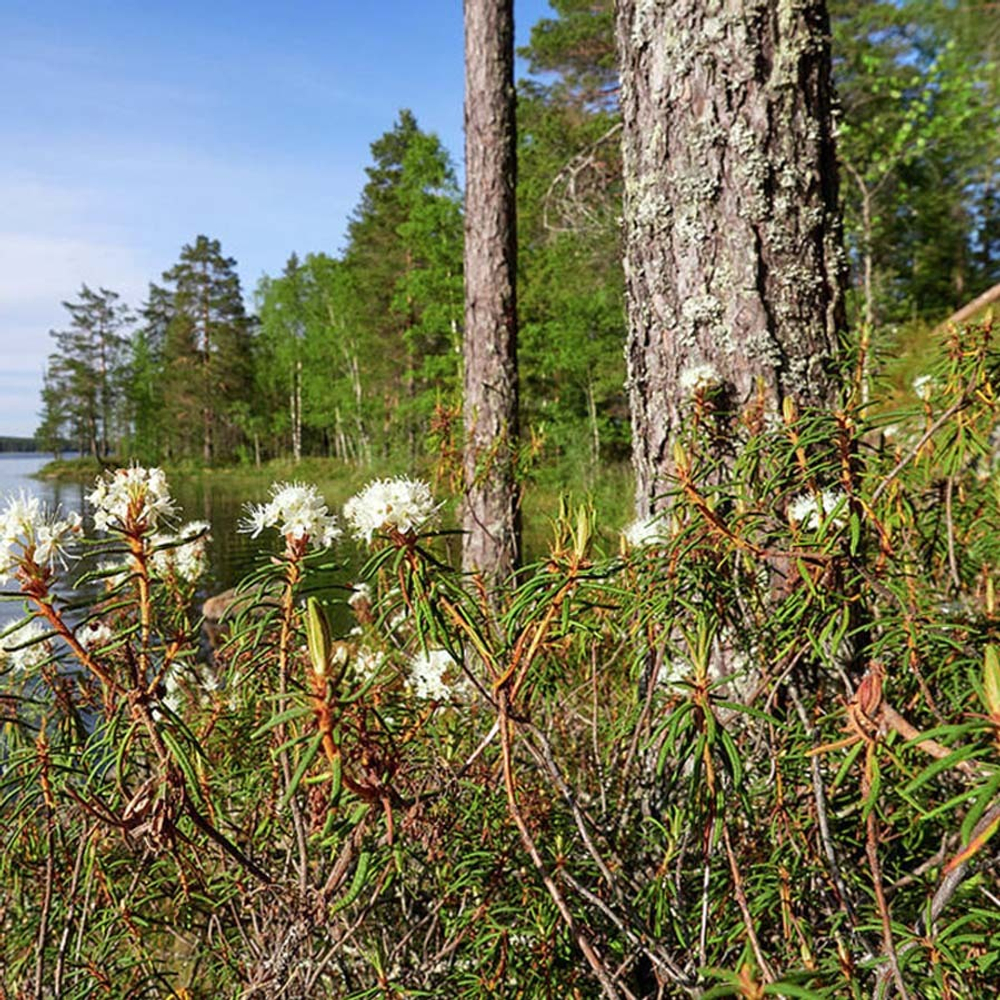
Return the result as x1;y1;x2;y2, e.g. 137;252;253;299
2;323;999;998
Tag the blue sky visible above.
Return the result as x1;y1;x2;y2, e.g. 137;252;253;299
0;0;554;438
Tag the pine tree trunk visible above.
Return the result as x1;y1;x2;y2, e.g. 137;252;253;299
462;0;521;582
616;0;846;514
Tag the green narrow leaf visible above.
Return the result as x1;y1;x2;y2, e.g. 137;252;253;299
331;848;372;914
983;645;1000;717
160;726;202;798
279;730;324;811
251;704;313;738
960;769;1000;843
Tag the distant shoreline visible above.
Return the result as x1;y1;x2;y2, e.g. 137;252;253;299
0;436;41;454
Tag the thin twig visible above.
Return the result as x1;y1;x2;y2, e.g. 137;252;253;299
721;825;775;983
864;748;911;1000
34;822;56;996
54;826;92;995
871;393;971;505
498;693;624;999
944;476;961;591
788;684;862;931
520;722;693;987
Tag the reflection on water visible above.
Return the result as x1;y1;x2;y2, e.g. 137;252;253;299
0;456;356;631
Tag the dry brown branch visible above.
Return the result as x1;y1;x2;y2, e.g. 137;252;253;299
932;281;1000;333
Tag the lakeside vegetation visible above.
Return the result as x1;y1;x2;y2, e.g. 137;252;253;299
35;452;637;569
4;1;999;997
5;323;1000;996
0;436;43;454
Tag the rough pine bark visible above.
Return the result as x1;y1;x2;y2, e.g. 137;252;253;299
615;0;847;514
462;0;521;581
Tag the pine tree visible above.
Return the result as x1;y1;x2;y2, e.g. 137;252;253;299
392;131;464;454
462;0;521;582
160;236;253;463
36;367;69;458
340;111;464;460
44;285;131;460
124;283;172;463
616;0;846;514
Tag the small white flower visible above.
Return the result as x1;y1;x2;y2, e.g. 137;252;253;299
0;492;82;583
162;667;184;713
409;648;461;701
623;515;668;548
77;620;114;651
679;363;722;395
89;466;175;534
343;477;438;543
3;620;53;675
787;489;848;530
150;521;211;583
348;582;372;609
354;646;385;683
240;483;339;549
912;374;935;401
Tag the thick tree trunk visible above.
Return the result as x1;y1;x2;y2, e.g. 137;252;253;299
462;0;521;582
616;0;847;514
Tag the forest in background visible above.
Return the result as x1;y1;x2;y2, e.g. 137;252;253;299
36;0;998;476
8;3;1000;996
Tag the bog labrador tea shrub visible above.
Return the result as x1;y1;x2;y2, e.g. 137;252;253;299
3;323;1000;997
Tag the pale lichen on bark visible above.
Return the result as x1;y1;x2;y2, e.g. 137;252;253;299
617;0;847;513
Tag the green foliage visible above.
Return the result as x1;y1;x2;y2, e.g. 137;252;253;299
517;7;627;474
5;322;1000;995
160;236;255;464
833;0;999;326
40;285;132;460
519;0;617;111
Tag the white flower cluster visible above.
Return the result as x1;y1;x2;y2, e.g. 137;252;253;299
150;521;211;582
622;514;669;549
241;482;340;548
0;491;82;584
679;363;722;395
2;620;53;676
89;467;175;533
353;645;385;684
344;477;438;543
409;647;462;701
787;489;848;531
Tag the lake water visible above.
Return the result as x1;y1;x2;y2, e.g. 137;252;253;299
0;454;290;628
